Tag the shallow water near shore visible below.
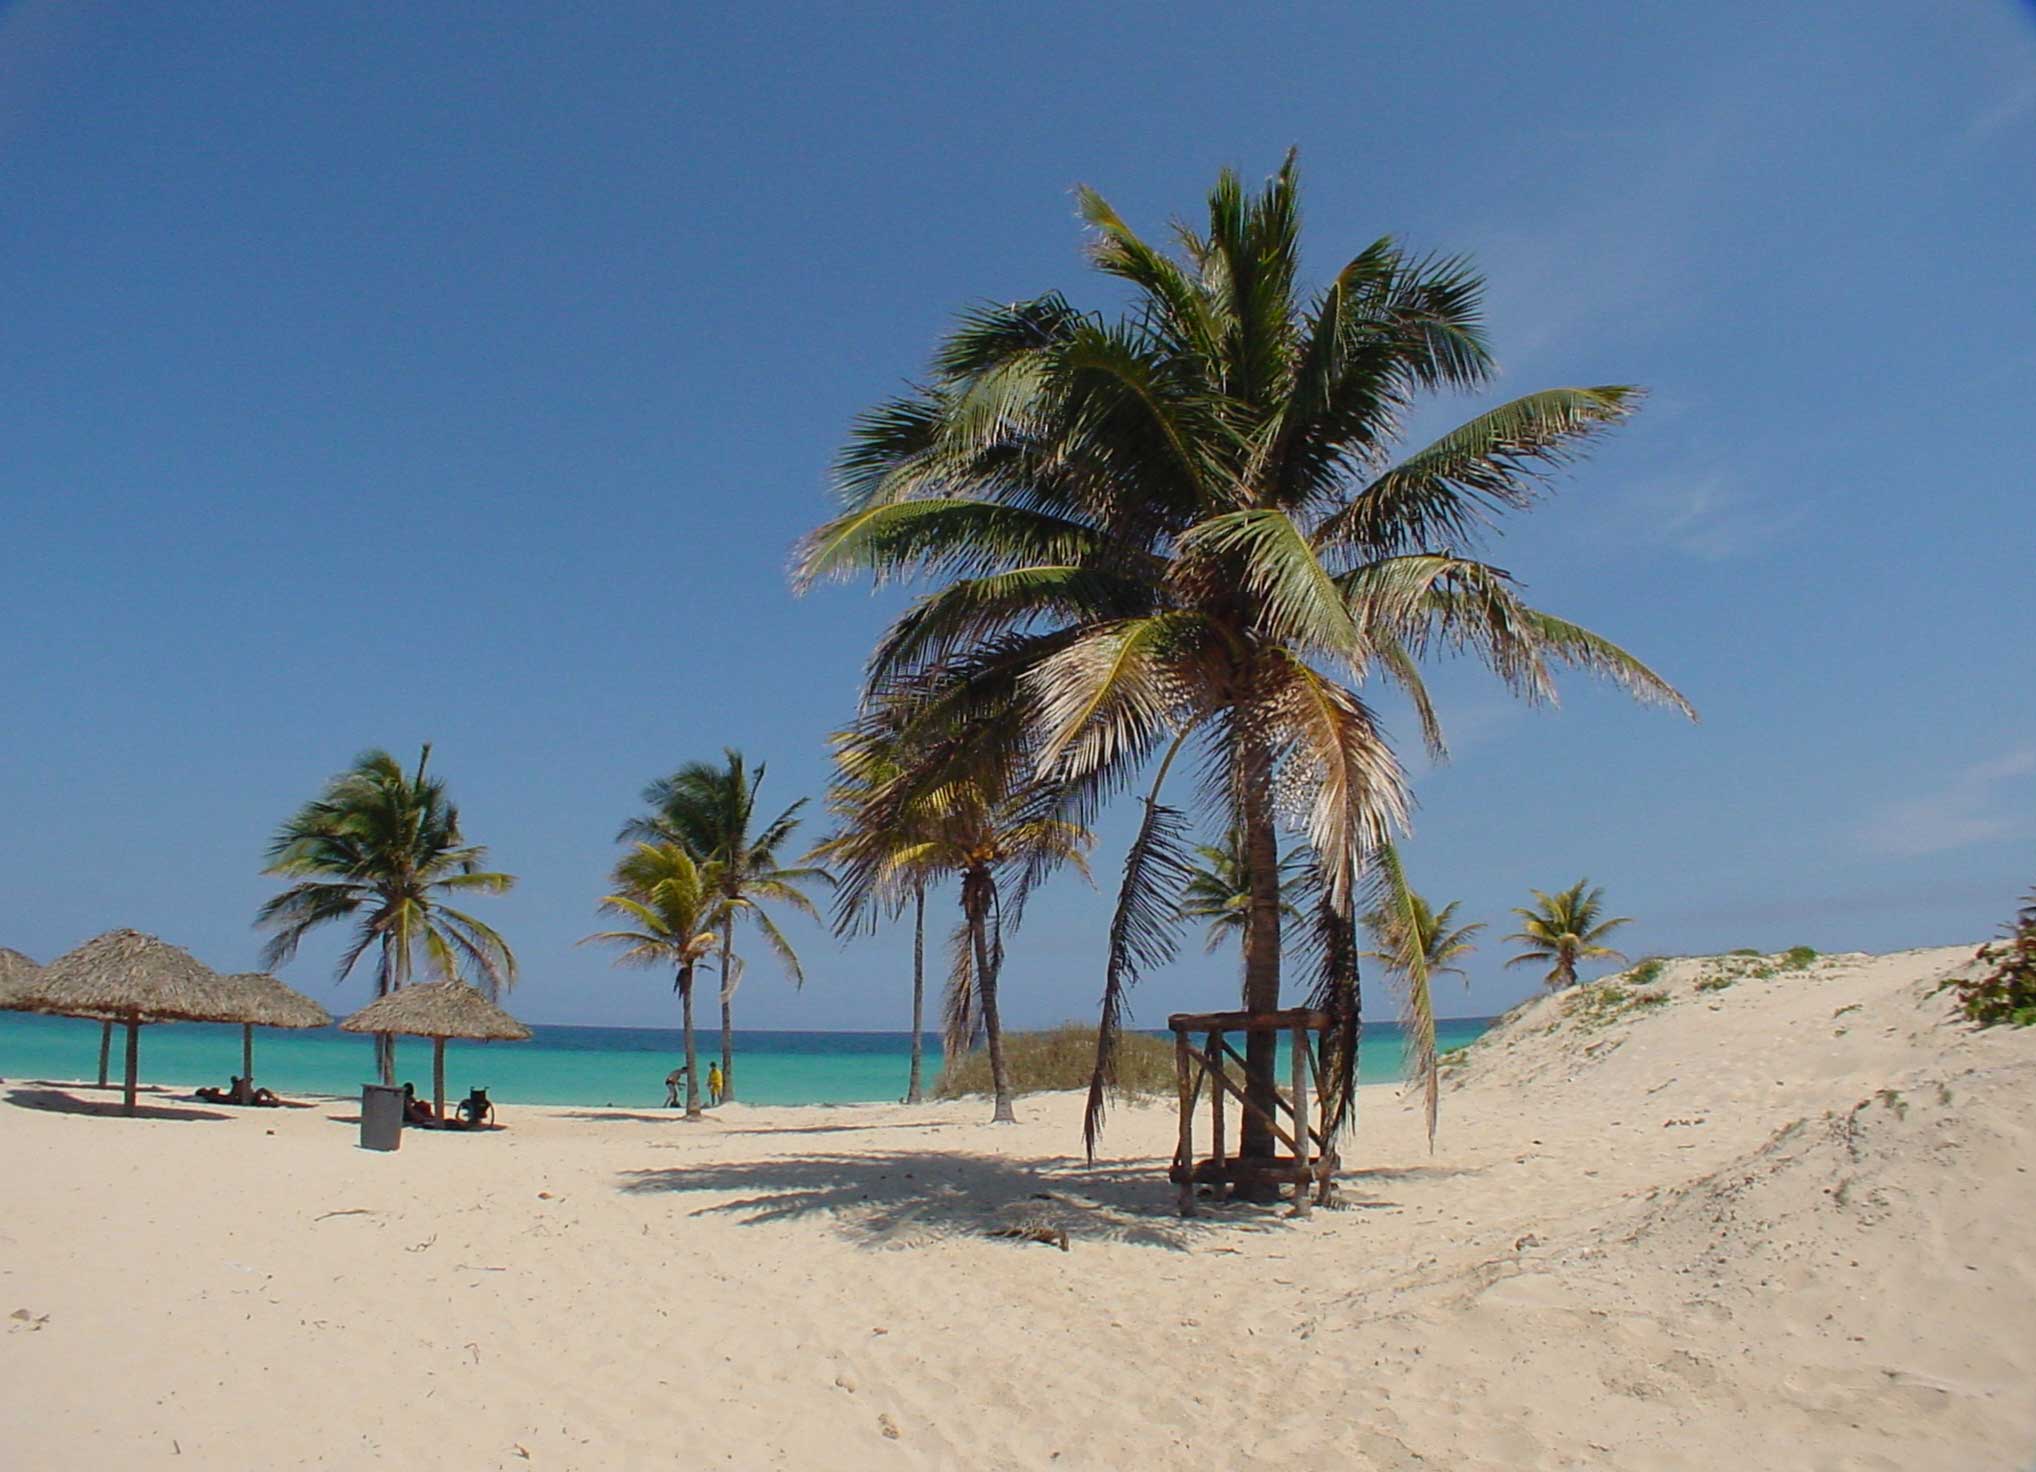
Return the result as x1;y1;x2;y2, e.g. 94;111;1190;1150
0;1011;1491;1108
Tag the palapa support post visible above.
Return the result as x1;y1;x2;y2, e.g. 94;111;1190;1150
242;1024;255;1090
97;1021;112;1088
433;1036;447;1125
1166;1008;1340;1216
122;1015;140;1117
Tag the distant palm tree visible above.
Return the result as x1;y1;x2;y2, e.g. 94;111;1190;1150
622;750;827;1103
1179;830;1309;960
795;154;1693;1170
1505;880;1632;989
257;745;516;1084
811;725;943;1104
583;843;724;1118
1362;888;1483;984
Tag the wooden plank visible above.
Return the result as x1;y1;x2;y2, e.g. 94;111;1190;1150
1207;1029;1227;1203
1290;1022;1311;1217
1169;1008;1333;1033
1175;1032;1197;1217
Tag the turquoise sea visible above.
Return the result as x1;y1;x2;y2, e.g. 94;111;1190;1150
0;1011;1493;1109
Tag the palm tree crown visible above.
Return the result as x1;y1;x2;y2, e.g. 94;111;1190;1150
796;155;1691;1160
621;749;827;1101
1504;879;1632;988
256;745;516;1084
1179;830;1309;958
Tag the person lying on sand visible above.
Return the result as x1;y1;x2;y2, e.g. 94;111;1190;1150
195;1077;279;1106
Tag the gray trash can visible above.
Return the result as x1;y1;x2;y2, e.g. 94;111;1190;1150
360;1082;405;1151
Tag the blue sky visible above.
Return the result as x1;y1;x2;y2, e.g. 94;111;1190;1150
3;1;2032;1031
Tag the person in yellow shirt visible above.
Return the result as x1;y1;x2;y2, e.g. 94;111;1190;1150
706;1061;724;1108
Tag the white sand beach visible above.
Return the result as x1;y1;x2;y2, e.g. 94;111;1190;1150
3;943;2031;1470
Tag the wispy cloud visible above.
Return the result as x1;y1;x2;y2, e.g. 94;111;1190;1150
1966;78;2036;146
1859;748;2036;858
1625;467;1806;560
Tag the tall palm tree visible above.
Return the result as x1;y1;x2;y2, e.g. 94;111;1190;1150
1504;879;1632;989
810;727;943;1104
257;745;516;1084
621;750;827;1103
795;155;1692;1171
582;843;724;1118
824;713;1091;1123
1360;856;1484;1143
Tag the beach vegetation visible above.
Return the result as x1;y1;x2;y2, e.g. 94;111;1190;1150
795;155;1690;1174
1627;956;1667;986
621;750;829;1103
936;1023;1175;1101
1955;886;2036;1027
1568;980;1670;1030
256;745;517;1085
582;843;725;1118
1505;880;1634;990
1780;945;1818;970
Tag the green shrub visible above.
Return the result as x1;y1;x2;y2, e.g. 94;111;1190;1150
1954;888;2036;1028
1781;945;1818;970
1695;973;1734;993
1629;957;1667;986
935;1023;1179;1099
1728;947;1762;957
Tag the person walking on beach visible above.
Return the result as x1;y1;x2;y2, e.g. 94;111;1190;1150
664;1066;686;1109
706;1061;723;1108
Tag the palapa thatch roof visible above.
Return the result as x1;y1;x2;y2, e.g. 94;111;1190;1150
340;980;532;1043
212;972;332;1030
0;948;41;1009
27;929;239;1024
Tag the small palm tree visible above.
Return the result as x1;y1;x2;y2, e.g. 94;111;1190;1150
257;745;516;1084
1505;880;1632;989
1179;830;1310;959
583;843;724;1118
621;750;828;1103
1362;890;1483;983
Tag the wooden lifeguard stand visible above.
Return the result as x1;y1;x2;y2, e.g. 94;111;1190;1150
1166;1007;1340;1217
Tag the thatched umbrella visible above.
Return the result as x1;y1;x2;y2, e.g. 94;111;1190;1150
211;972;332;1093
24;929;238;1115
0;948;39;1008
340;981;531;1123
0;947;121;1086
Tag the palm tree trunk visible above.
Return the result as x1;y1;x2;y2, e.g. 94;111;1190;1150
906;881;927;1104
432;1036;446;1124
970;873;1016;1124
1238;755;1284;1198
718;920;736;1103
680;965;702;1120
97;1021;112;1087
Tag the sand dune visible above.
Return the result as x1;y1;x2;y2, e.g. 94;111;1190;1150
2;943;2029;1469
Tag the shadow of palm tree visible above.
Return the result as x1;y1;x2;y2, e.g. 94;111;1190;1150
5;1088;231;1123
619;1148;1305;1251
